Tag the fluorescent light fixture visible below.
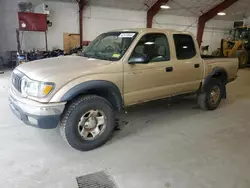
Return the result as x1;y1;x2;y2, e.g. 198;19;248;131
217;12;226;16
160;5;170;9
21;23;26;28
145;42;155;45
182;46;188;49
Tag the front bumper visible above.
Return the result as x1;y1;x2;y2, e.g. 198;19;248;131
9;89;66;129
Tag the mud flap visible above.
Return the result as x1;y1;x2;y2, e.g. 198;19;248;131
222;85;227;99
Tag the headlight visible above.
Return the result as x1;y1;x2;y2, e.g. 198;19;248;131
21;76;55;98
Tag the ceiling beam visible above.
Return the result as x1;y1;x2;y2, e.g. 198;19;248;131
147;0;169;28
197;0;239;46
78;0;87;45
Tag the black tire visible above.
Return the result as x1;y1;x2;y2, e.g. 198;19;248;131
60;95;115;151
248;51;250;66
236;50;248;69
198;79;224;111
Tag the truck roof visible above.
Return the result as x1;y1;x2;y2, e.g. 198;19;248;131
109;28;192;35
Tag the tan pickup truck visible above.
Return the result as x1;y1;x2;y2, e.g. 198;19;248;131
9;28;238;151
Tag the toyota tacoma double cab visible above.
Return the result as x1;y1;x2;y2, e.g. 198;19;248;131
9;28;238;151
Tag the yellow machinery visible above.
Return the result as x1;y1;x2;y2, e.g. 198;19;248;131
212;26;250;68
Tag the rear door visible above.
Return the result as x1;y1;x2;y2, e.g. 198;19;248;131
170;34;203;94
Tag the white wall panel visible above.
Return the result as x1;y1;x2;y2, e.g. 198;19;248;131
23;2;79;51
153;14;233;53
0;0;19;53
0;0;78;52
0;2;5;53
83;6;146;40
0;2;233;56
0;0;20;62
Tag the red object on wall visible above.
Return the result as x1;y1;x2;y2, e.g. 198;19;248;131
18;12;47;32
82;41;91;46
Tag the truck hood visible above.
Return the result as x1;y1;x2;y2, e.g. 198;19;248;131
16;56;112;81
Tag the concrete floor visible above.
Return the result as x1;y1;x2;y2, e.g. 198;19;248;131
0;69;250;188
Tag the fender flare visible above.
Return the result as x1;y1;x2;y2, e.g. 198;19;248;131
60;80;123;111
201;67;228;93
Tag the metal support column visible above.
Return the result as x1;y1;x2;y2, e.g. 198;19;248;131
146;0;169;28
197;0;238;46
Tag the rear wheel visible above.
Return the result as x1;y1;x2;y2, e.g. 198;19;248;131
236;50;248;69
60;95;115;151
198;79;224;110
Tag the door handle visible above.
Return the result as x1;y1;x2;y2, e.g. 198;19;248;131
166;67;173;72
194;64;200;68
132;71;142;74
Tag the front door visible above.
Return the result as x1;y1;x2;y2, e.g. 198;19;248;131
123;33;174;105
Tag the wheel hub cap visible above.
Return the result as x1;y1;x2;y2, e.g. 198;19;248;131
78;110;106;140
210;86;220;105
84;117;97;129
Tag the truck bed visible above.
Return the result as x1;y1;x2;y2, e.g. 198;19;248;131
202;56;238;81
201;55;228;59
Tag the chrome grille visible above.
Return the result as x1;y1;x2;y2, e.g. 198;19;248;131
12;72;22;92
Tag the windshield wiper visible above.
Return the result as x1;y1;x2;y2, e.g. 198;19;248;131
83;52;117;61
95;54;117;61
82;52;94;58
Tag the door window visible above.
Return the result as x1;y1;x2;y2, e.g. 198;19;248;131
130;33;170;63
173;34;196;60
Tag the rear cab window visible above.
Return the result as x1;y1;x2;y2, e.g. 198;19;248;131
173;34;196;60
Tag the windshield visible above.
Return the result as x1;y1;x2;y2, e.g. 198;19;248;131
83;32;138;61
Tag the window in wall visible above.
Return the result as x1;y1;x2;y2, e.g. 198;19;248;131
173;34;196;60
130;33;170;63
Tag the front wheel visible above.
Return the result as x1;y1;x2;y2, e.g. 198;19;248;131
60;95;115;151
198;79;224;110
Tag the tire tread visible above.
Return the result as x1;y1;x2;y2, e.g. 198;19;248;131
197;93;207;110
197;79;223;111
60;95;114;151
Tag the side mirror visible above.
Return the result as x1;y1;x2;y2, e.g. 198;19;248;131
128;54;149;64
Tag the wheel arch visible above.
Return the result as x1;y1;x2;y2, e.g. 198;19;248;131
60;80;123;111
201;67;228;93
